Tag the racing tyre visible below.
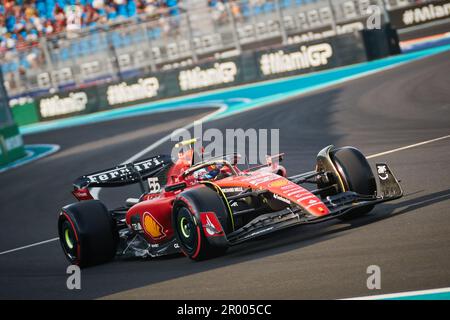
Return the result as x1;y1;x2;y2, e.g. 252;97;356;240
330;147;377;220
58;200;118;268
173;186;232;261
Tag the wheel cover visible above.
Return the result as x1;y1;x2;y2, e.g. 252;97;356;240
60;220;78;260
176;207;197;252
180;217;191;238
64;228;74;249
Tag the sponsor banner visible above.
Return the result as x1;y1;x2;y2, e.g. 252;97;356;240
10;98;40;126
286;20;368;45
389;0;450;29
30;32;371;122
106;76;160;106
177;61;241;92
40;92;88;118
38;91;88;120
259;43;334;76
36;88;100;121
0;124;25;166
0;70;25;166
256;33;366;79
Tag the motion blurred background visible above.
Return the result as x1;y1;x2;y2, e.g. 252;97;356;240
1;0;449;99
2;0;450;167
0;0;448;170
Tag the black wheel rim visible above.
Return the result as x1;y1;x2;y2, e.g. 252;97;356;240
59;219;78;262
175;207;197;253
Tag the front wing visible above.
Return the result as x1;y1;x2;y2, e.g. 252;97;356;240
226;163;403;245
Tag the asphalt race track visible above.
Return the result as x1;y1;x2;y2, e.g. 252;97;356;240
0;50;449;299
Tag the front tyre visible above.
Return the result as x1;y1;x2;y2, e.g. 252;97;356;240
173;186;231;261
174;206;199;255
330;147;377;220
58;200;118;268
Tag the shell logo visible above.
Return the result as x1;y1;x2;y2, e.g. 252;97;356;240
269;179;288;188
143;212;166;240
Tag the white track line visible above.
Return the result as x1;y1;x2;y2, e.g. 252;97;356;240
1;133;449;256
366;135;450;159
0;237;59;255
343;287;450;300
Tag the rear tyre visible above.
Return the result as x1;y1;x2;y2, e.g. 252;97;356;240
330;147;377;220
173;186;231;261
58;200;118;268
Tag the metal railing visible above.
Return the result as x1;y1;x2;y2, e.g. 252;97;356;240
0;0;439;97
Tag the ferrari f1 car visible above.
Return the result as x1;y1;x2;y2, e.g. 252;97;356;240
58;139;403;267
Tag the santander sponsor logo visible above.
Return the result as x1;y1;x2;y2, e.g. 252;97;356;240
231;171;329;216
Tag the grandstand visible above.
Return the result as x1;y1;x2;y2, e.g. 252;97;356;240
0;0;431;98
0;0;319;51
0;0;181;50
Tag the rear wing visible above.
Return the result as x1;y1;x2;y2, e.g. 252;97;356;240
73;154;173;190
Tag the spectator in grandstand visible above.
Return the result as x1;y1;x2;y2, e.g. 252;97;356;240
84;4;101;26
0;14;7;46
137;0;159;17
54;4;67;33
210;0;227;25
44;20;54;35
113;0;128;19
65;1;84;34
0;0;183;53
230;0;243;22
2;33;16;50
92;0;106;10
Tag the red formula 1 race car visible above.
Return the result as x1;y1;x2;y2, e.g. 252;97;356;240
58;139;403;267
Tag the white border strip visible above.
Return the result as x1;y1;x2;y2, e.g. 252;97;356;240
0;237;59;255
366;135;450;159
343;287;450;300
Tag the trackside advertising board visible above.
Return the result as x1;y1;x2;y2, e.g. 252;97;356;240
10;98;40;126
33;32;375;122
0;70;25;166
256;33;367;80
389;0;450;29
0;125;25;166
36;88;100;121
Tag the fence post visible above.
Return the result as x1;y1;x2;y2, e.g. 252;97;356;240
142;22;157;72
275;0;288;44
40;37;58;92
226;2;242;53
327;0;338;35
185;11;198;63
105;30;122;82
378;0;390;24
